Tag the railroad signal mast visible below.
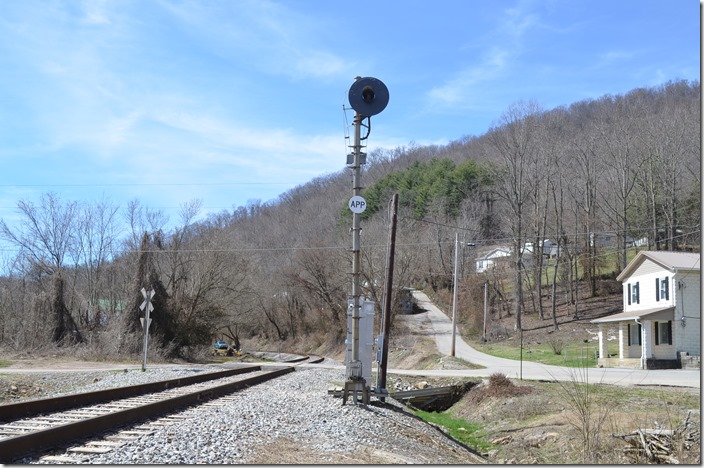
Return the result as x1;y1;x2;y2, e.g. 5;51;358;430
343;76;389;405
140;287;155;372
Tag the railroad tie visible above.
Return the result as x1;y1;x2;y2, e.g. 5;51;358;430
40;455;86;463
68;446;113;454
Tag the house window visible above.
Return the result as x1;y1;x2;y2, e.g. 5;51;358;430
628;282;640;305
655;277;669;302
628;323;641;346
654;321;672;345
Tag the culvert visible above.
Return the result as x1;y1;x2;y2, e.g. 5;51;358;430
391;381;478;412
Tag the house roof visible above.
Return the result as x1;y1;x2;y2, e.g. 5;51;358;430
591;306;675;324
476;247;511;261
616;251;700;282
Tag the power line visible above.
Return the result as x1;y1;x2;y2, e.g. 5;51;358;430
0;230;698;257
0;182;293;188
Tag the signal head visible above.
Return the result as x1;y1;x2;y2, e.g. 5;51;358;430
348;77;389;117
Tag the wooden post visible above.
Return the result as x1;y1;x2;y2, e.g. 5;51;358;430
377;193;398;398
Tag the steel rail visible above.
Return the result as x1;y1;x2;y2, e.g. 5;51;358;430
301;355;325;364
0;355;322;423
280;355;325;364
0;365;261;422
0;366;294;462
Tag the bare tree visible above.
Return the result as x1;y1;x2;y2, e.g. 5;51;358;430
123;199;168;250
487;101;543;331
569;120;603;298
287;247;347;333
0;192;83;343
69;197;121;328
538;108;571;330
0;192;78;276
594;93;645;270
635;84;697;251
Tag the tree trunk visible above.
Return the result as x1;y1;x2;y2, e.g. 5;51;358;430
51;274;82;345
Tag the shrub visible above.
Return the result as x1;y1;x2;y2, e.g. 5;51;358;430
466;372;533;404
548;338;564;355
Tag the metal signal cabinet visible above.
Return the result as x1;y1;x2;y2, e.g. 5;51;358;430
345;297;376;385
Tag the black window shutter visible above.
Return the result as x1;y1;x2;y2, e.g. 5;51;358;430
628;283;632;305
638;324;642;345
664;277;669;300
667;321;672;345
654;322;659;345
655;278;660;302
635;282;640;304
627;324;631;345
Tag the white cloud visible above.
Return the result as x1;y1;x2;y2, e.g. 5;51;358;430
595;49;636;67
81;0;112;25
426;47;510;108
502;3;541;39
159;0;350;81
423;1;543;111
292;51;348;79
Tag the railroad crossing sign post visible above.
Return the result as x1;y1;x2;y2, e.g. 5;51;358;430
140;287;155;372
342;76;389;405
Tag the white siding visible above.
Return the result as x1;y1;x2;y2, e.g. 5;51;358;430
651;320;676;359
622;261;674;312
676;272;701;355
622;322;640;359
631;258;663;277
600;252;700;368
620;258;699;359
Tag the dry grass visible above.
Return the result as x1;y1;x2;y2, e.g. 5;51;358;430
373;300;701;464
244;437;418;464
464;372;533;405
448;376;700;464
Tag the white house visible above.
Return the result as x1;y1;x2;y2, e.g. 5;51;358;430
523;239;556;257
591;251;700;369
475;247;511;273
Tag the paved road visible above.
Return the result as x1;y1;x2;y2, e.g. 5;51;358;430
387;290;700;389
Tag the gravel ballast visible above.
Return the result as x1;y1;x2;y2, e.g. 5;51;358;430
15;364;484;464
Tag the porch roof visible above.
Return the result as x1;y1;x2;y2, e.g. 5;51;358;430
590;306;675;324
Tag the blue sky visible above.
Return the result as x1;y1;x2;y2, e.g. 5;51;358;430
0;0;699;236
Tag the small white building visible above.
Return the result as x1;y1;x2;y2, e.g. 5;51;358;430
523;239;562;262
475;247;511;273
591;251;700;369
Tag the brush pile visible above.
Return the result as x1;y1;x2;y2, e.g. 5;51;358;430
613;410;700;464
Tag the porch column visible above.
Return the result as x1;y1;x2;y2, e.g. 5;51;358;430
641;320;654;369
618;322;627;359
597;324;608;359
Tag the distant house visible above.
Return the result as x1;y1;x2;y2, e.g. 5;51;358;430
475;247;511;273
590;232;637;249
591;251;700;369
523;239;562;261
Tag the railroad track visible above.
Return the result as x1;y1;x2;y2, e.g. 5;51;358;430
0;354;323;463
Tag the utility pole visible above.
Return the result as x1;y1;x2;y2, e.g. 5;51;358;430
377;192;398;399
342;76;389;405
483;281;489;342
451;233;459;357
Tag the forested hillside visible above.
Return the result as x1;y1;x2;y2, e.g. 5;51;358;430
0;80;699;359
